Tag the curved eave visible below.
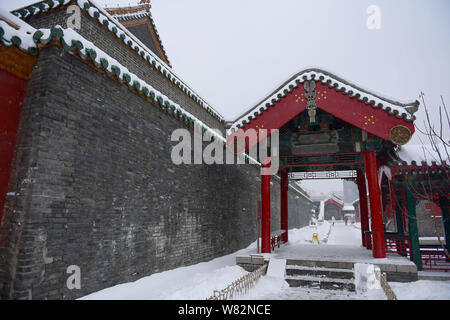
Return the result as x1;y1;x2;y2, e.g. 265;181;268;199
230;68;419;133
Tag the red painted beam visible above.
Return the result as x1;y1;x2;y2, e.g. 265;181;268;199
0;69;27;223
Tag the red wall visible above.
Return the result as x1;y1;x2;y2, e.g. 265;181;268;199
0;69;26;223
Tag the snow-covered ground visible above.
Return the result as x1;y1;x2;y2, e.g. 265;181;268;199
80;221;450;300
390;280;450;300
79;244;256;300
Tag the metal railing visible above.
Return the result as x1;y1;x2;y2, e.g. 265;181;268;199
206;263;268;300
385;236;412;259
420;245;450;272
270;230;286;251
385;236;450;272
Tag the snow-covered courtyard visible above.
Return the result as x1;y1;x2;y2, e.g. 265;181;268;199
80;221;450;300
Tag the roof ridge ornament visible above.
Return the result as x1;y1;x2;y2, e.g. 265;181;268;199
139;0;151;13
404;100;420;116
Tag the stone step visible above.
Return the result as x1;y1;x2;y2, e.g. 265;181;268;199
286;265;354;280
418;271;450;281
286;258;354;270
285;275;356;292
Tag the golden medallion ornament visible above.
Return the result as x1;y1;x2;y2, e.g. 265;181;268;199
390;125;412;145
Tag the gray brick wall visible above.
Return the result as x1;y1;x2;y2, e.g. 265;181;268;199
126;23;162;61
0;45;312;300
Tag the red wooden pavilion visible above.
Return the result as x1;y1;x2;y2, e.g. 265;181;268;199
228;68;420;259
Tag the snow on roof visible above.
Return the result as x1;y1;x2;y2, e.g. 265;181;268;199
0;8;37;53
11;0;224;123
327;193;344;205
229;68;419;133
288;183;312;202
0;7;36;33
105;6;171;67
395;143;448;166
342;205;355;212
108;9;149;21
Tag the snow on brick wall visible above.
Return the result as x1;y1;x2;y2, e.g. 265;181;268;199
0;45;313;300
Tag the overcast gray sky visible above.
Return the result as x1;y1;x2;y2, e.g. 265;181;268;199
2;0;449;195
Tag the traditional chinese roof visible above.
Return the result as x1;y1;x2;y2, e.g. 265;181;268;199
324;194;344;208
391;144;449;199
104;0;171;67
9;0;224;123
229;68;419;142
342;205;355;212
392;143;448;170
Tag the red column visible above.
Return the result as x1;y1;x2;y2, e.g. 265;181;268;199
280;170;288;243
356;169;370;248
261;159;271;253
364;151;386;258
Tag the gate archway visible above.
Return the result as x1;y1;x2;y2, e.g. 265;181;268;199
228;68;420;259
